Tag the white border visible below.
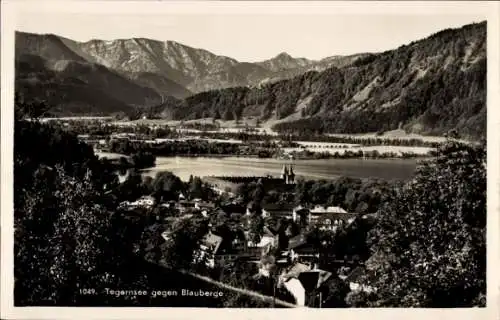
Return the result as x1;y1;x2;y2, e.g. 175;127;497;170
1;1;499;320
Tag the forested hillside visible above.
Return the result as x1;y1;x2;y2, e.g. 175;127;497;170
160;22;486;139
15;21;486;139
15;53;161;115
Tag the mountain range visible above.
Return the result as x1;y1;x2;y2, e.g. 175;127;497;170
15;21;486;138
15;31;366;114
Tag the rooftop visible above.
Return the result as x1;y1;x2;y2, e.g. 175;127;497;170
316;212;358;223
282;262;311;279
201;232;223;254
298;269;332;291
310;205;348;214
288;234;308;250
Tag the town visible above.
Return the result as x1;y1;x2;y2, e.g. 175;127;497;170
18;114;480;308
10;10;488;312
44;117;407;307
115;162;377;307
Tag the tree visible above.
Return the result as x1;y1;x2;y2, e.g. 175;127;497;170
189;176;204;199
252;181;265;204
320;278;350;307
152;171;184;202
131;151;156;169
351;140;486;307
14;93;51;120
213;109;221;120
15;166;116;305
159;218;209;270
118;169;145;202
249;214;265;244
223;109;233;121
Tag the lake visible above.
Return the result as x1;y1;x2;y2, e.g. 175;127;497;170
141;156;422;182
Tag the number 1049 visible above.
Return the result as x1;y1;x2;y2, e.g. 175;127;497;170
79;288;96;295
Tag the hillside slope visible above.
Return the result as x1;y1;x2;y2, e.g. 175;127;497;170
159;22;486;139
15;53;160;115
15;32;193;102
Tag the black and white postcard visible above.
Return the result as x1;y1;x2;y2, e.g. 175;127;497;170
1;1;499;319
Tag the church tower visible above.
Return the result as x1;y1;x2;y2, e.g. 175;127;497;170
288;165;295;184
281;164;289;183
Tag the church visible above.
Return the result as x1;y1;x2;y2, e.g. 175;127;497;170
281;164;296;185
202;163;297;194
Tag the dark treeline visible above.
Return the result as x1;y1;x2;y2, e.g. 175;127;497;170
201;130;442;147
294;177;401;213
237;175;402;215
279;133;441;148
288;149;432;160
180;122;220;131
118;170;217;204
50;117;443;148
61;121;177;139
14;99;250;307
108;138;279;158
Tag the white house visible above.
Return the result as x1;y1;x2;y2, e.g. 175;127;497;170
135;196;155;207
292;205;309;223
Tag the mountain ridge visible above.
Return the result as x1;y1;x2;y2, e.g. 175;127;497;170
156;21;486;139
16;31;369;93
15;21;486;138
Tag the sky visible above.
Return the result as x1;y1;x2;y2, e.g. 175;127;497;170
15;6;484;62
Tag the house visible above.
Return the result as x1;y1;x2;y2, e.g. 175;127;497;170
195;201;215;211
282;278;306;307
256;255;276;278
308;205;350;224
261;203;295;219
310;205;347;216
279;262;333;307
292;205;309;223
160;200;177;209
287;234;317;260
195;231;224;268
200;232;223;254
120;195;155;208
315;212;358;231
281;262;311;280
246;227;278;255
134;195;155;207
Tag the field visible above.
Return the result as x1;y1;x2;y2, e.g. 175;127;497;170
284;141;434;156
106;119;453;143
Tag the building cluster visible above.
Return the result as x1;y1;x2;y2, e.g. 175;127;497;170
154;199;374;307
188;200;376;307
117;164;377;307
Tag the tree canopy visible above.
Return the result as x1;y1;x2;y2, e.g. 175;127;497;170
351;140;486;307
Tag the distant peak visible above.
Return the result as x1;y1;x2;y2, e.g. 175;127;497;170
275;52;293;59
